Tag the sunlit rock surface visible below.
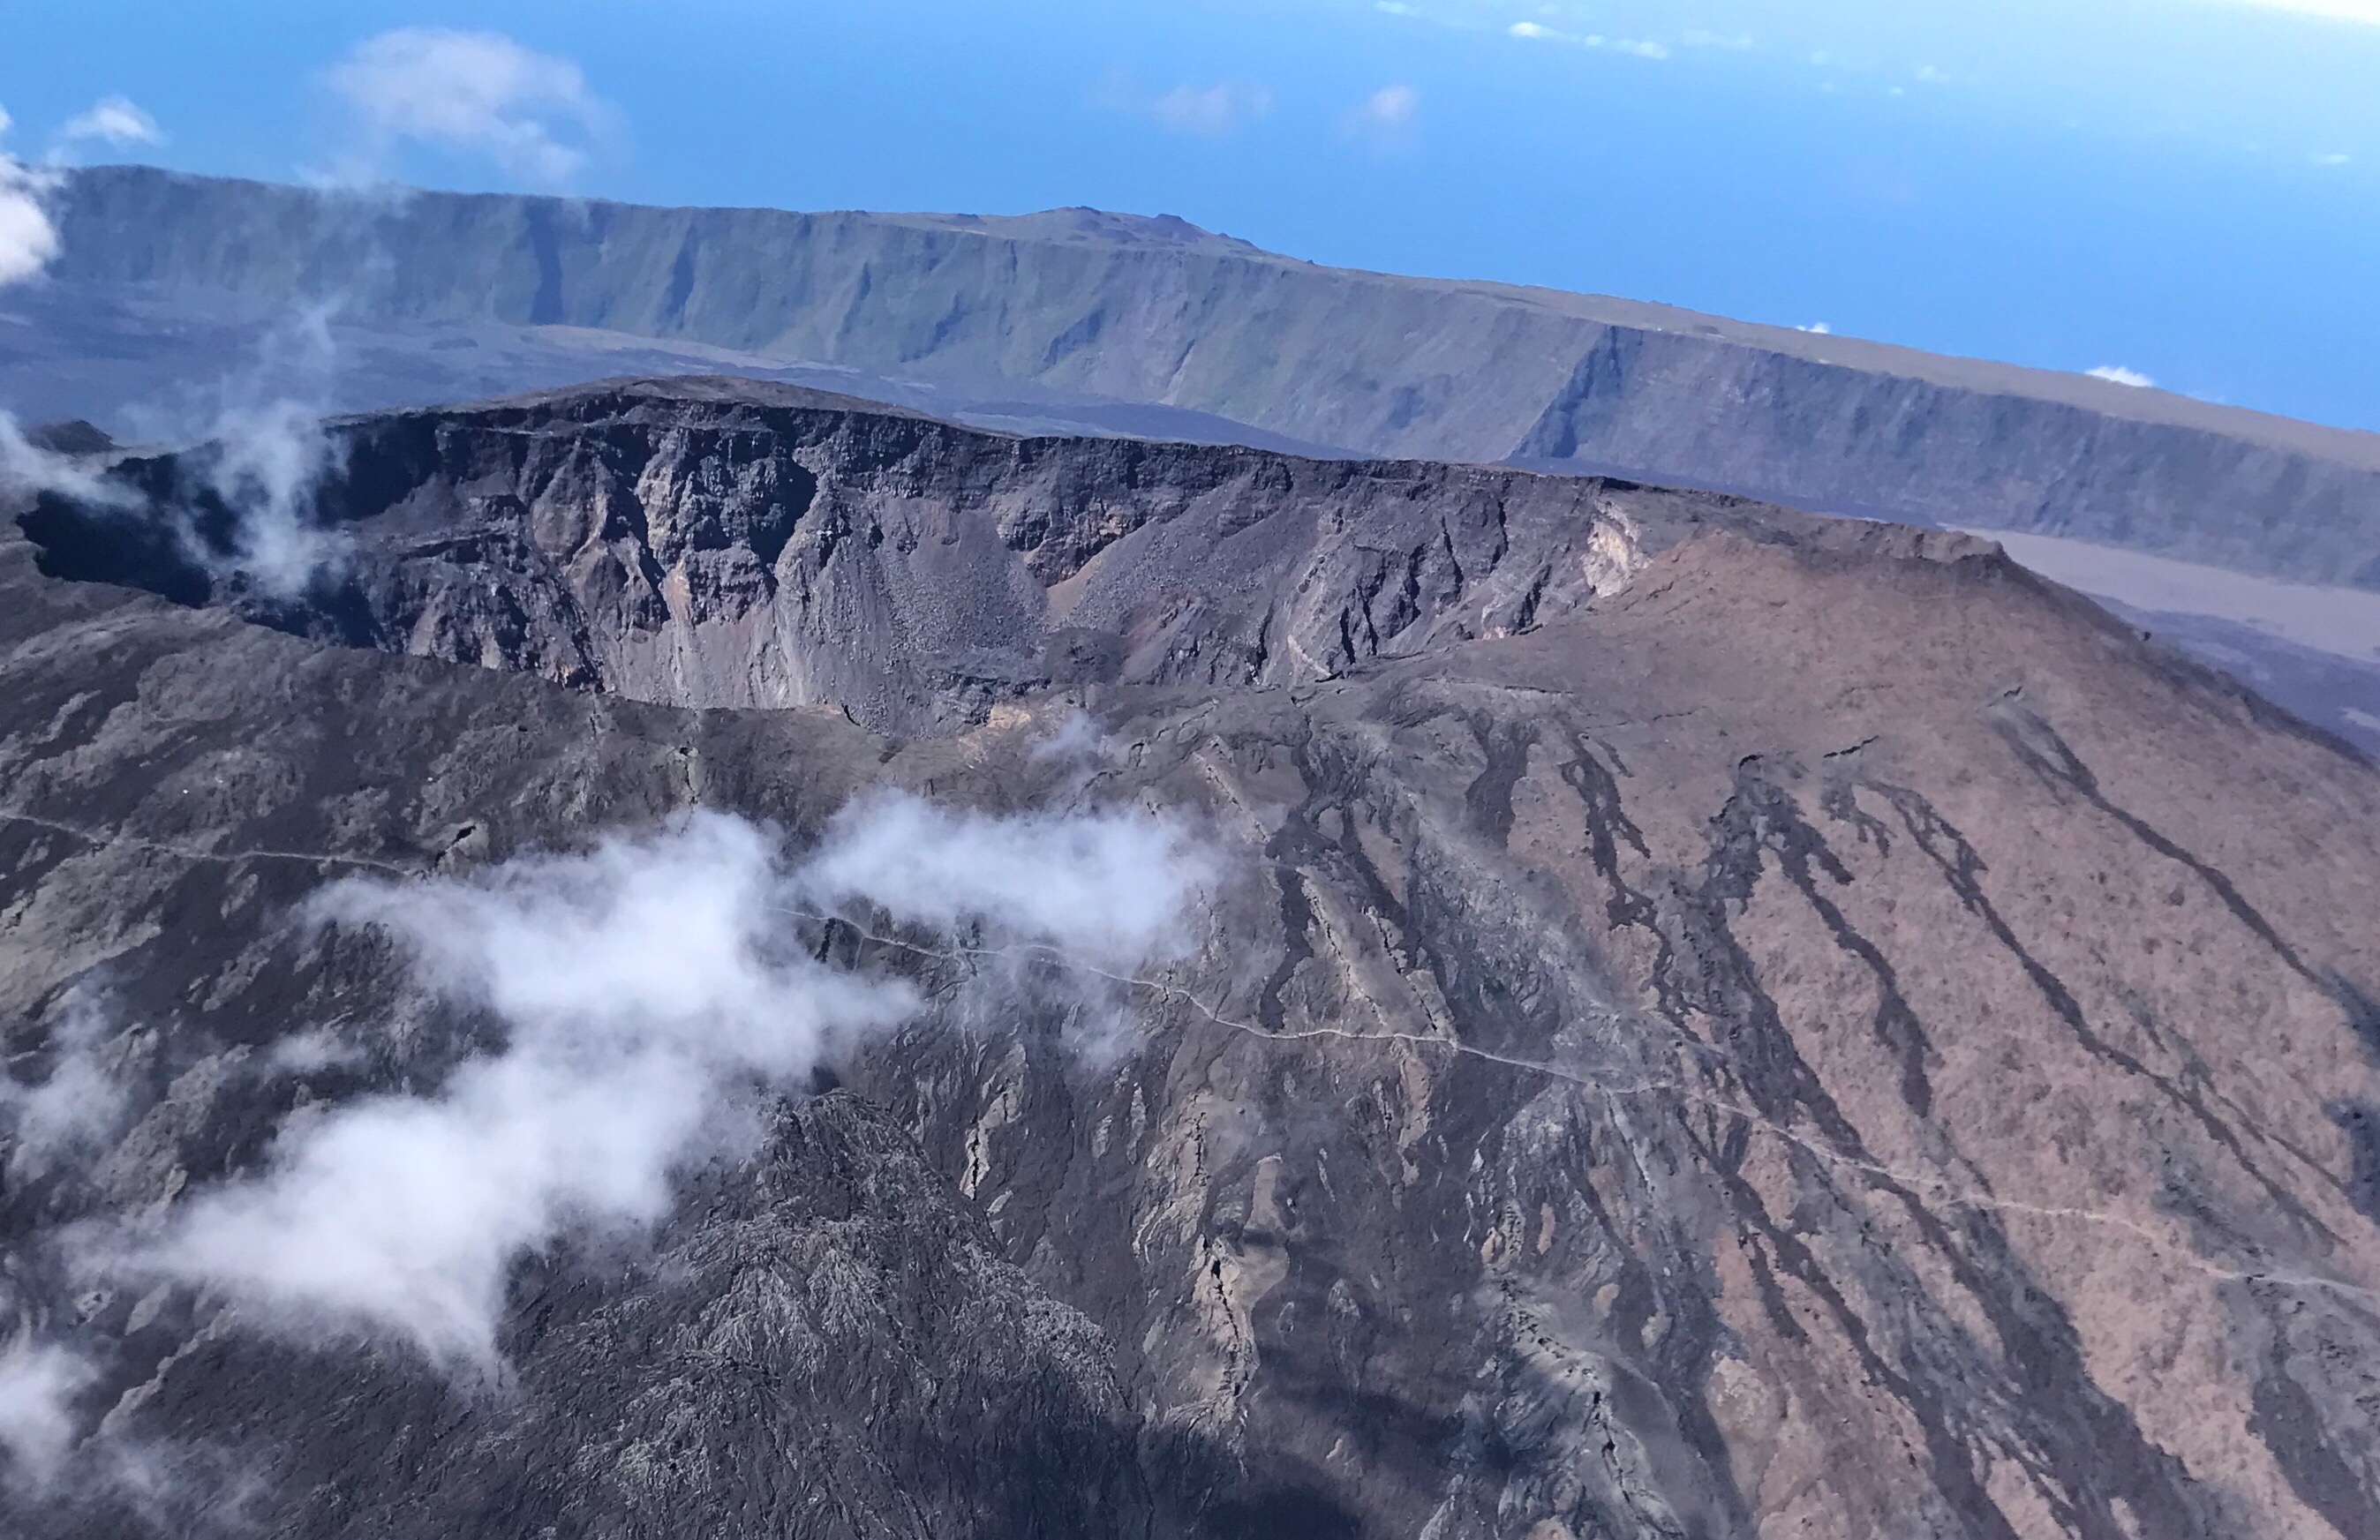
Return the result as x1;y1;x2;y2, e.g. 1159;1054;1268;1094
4;380;2377;1537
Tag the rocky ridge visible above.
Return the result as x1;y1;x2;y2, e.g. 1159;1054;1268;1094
34;166;2380;589
25;376;1691;734
3;379;2378;1538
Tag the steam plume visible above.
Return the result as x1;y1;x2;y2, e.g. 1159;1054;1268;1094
183;306;349;597
0;415;133;507
7;307;351;597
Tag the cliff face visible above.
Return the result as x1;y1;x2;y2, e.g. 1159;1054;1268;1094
35;166;2380;589
24;377;1688;734
5;382;2380;1539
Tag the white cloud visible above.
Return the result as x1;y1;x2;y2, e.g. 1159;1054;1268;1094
0;109;61;289
119;799;1215;1371
1147;82;1274;137
2227;0;2380;23
193;301;350;597
801;793;1216;972
56;94;164;151
326;28;612;184
0;1345;94;1489
1;994;131;1180
2316;151;2354;164
6;308;350;597
1507;20;1669;58
2088;364;2157;387
1343;84;1421;147
1359;84;1421;128
0;413;133;506
1798;321;1833;334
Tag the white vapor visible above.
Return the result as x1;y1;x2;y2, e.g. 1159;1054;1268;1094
124;799;1213;1370
56;95;165;154
327;28;613;184
1509;21;1670;58
0;414;132;507
1150;83;1274;137
1344;84;1420;145
2227;0;2380;25
0;107;62;288
1;313;346;597
0;109;340;598
802;793;1217;971
131;304;349;597
0;1343;94;1488
186;304;348;595
2088;364;2156;388
198;378;344;599
1;994;131;1181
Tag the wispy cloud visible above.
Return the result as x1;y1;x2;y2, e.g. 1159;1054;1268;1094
1359;84;1421;128
0;416;130;505
0;109;60;289
1342;83;1421;148
325;28;614;184
1097;71;1275;137
1508;20;1670;59
1154;82;1275;137
8;306;351;599
54;95;164;156
0;1344;95;1490
190;308;349;599
110;799;1215;1371
2227;0;2380;24
2088;364;2156;387
1;993;131;1181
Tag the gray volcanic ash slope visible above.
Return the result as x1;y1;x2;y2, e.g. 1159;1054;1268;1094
4;379;2380;1538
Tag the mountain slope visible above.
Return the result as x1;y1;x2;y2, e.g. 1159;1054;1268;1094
22;376;1709;734
27;165;2380;590
4;381;2378;1538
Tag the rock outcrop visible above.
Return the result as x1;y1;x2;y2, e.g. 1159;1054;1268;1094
4;380;2378;1538
24;377;1698;734
32;166;2380;589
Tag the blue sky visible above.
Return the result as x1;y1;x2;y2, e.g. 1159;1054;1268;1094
4;0;2376;431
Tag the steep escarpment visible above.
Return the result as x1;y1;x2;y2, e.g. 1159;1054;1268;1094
1518;327;2380;588
22;376;1692;732
37;165;2380;588
4;385;2379;1538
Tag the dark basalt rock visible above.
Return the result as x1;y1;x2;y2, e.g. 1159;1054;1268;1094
4;379;2378;1538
